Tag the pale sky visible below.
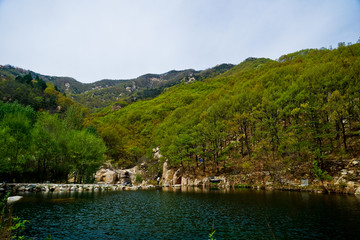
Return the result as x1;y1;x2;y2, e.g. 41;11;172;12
0;0;359;83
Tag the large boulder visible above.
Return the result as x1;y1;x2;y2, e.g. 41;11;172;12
173;169;183;185
162;161;175;186
95;168;118;184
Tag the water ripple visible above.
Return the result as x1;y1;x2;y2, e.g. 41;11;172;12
12;189;360;239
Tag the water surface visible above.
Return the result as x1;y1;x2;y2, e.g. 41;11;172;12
12;188;360;239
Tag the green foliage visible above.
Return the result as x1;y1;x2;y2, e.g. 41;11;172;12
66;129;106;183
209;230;216;240
0;102;107;183
0;71;75;112
313;160;332;182
70;66;233;109
2;43;360;182
0;192;10;216
1;193;29;240
0;193;10;239
64;104;85;130
88;43;360;178
8;216;29;240
135;174;143;183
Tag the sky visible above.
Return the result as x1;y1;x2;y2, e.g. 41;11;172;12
0;0;359;83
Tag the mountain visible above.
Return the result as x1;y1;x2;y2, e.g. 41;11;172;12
1;64;235;109
2;43;360;191
0;65;85;92
87;43;360;187
72;64;234;109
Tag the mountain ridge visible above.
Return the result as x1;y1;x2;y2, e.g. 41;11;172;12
1;63;235;109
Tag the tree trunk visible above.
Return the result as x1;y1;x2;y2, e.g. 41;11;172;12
340;118;347;152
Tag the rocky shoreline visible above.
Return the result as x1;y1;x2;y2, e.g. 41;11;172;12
2;181;360;195
1;183;160;193
2;158;359;195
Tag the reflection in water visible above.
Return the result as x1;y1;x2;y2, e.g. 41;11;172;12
162;186;244;194
13;189;360;240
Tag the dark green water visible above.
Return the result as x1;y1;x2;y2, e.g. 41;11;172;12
12;188;360;239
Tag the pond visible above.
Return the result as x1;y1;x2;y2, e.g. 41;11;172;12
12;188;360;239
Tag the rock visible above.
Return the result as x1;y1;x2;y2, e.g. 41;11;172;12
335;176;345;185
125;166;139;183
300;179;309;186
162;161;175;186
181;176;189;186
202;177;209;185
173;169;182;185
153;147;162;160
352;160;359;166
7;196;23;204
95;168;118;184
193;179;202;186
347;181;355;187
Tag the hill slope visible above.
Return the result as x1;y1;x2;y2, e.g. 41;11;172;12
1;64;234;109
88;44;360;189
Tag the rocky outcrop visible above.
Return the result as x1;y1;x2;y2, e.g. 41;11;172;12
95;168;118;184
161;161;212;187
158;159;360;194
94;165;143;185
162;161;174;186
153;147;162;160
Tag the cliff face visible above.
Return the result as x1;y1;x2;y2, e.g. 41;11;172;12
158;158;360;195
94;167;140;185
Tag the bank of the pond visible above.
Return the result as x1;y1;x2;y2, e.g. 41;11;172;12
3;183;161;193
3;181;360;196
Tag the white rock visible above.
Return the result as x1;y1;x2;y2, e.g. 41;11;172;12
162;161;175;186
7;196;23;203
95;168;118;184
347;181;355;187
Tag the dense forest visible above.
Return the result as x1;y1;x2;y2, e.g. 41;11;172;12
89;43;360;181
0;74;106;183
1;43;360;183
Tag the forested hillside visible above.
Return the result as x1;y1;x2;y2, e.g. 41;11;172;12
71;64;234;109
0;74;107;183
1;64;234;110
1;43;360;184
88;43;360;182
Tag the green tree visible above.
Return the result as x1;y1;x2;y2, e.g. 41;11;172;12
0;103;35;181
66;130;106;183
